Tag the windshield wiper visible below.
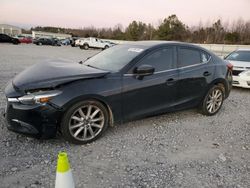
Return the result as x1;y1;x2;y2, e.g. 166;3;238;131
85;64;100;69
79;57;91;64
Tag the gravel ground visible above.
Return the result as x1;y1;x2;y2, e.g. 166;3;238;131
0;44;249;188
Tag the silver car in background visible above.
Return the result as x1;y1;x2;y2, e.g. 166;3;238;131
225;49;250;88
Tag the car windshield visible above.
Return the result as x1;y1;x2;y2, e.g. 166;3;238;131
226;51;250;62
84;44;146;72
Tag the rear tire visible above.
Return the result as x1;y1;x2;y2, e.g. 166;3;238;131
61;100;109;144
200;85;225;116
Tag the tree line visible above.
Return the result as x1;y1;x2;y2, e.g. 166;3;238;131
24;15;250;44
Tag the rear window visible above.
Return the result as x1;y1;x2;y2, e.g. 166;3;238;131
178;48;201;67
201;52;210;63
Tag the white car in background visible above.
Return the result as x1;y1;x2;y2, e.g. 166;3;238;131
225;49;250;88
79;37;112;50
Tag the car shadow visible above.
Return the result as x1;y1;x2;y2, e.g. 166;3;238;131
232;86;250;93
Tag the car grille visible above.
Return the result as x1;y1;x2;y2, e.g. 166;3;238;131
233;80;239;85
232;70;243;76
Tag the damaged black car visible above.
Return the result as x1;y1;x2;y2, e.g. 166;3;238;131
4;41;232;144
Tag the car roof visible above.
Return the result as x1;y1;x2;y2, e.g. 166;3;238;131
235;49;250;52
125;40;200;47
123;41;208;52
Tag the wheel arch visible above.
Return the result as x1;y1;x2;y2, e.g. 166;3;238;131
209;78;229;98
61;94;114;127
79;42;89;49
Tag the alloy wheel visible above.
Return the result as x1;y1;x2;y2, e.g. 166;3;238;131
69;104;105;141
206;88;223;114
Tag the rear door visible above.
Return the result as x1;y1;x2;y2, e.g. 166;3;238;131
122;46;179;120
176;46;214;106
90;38;97;47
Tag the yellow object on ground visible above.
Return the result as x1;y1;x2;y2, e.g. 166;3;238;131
55;152;75;188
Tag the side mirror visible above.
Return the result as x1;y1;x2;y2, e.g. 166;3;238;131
134;65;155;77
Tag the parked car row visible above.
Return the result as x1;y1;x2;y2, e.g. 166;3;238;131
0;34;117;49
0;33;73;46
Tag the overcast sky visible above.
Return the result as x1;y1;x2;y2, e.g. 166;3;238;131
0;0;250;29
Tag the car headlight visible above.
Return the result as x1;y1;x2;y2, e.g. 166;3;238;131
9;90;62;105
239;70;250;77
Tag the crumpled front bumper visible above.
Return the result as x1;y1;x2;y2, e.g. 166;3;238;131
4;100;62;139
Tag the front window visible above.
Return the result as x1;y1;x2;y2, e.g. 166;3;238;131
130;47;175;72
225;51;250;62
84;45;146;72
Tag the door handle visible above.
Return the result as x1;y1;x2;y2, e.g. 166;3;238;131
203;71;211;76
166;78;176;85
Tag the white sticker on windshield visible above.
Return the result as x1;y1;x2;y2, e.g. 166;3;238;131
231;53;239;58
128;48;144;53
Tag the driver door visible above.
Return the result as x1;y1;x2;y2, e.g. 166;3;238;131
95;38;102;48
93;38;99;48
122;46;179;121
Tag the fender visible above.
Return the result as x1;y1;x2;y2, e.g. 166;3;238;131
61;94;115;126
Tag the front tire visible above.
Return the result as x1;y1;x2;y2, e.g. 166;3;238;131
80;43;89;50
12;40;19;45
61;100;109;144
200;85;225;116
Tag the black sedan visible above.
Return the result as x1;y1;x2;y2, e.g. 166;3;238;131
33;38;61;46
4;41;232;144
0;34;20;44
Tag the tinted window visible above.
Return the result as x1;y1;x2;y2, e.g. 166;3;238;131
225;51;250;62
178;48;201;67
134;47;175;72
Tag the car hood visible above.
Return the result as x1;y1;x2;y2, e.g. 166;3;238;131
13;60;109;91
227;60;250;68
